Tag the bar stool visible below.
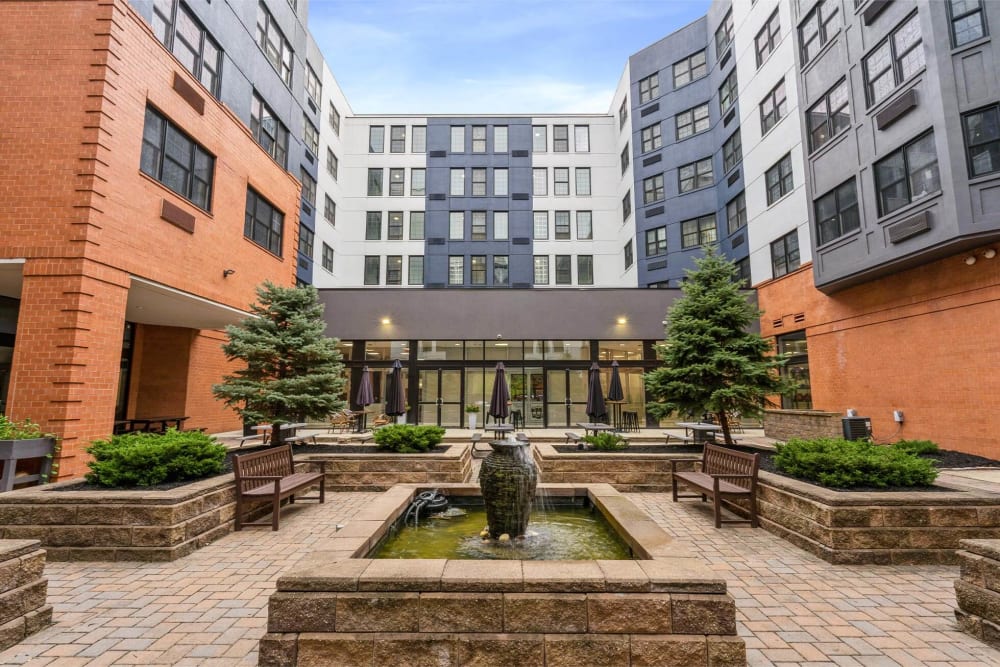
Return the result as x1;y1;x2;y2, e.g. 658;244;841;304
511;410;523;430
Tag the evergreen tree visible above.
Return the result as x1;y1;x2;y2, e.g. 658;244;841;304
213;282;346;442
644;247;795;445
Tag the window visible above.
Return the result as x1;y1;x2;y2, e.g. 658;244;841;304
875;130;940;215
547;168;566;196
726;191;747;234
577;211;593;240
449;211;464;239
450;168;465;196
364;256;380;285
800;0;839;65
324;194;336;225
367;168;383;196
673;50;707;87
494;211;508;240
533;211;549;239
409;211;425;240
964;105;1000;177
469;125;485;153
778;331;812;409
470;256;487;285
555;255;572;285
256;1;292;85
412;125;426;153
641;123;663;153
300;168;316;206
681;214;717;248
760;79;787;134
244;187;283;255
384;256;402;285
140;106;214;210
471;168;487;196
471;212;487;240
555;211;571;239
534;256;550;285
770;231;800;278
950;0;987;47
365;211;382;240
643;174;664;204
755;9;780;67
389;168;404;196
329;103;341;135
807;79;850;152
723;130;742;173
153;1;223;97
715;9;734;56
815;179;860;245
623;191;632;221
734;257;751;287
864;13;925;106
619;98;629;129
553;125;569;152
326;148;338;180
575;168;591;196
369;126;385;153
575;126;590;152
639;73;659;104
388;211;404;240
646;226;667;257
532;125;547;152
448;256;464;285
493;256;509;286
494;168;508;196
451;126;465;153
578;256;594;285
621;143;630;174
676;103;710;140
719;69;738;115
679;157;714;193
302;117;319;156
533;168;547;196
624;240;634;269
321;243;333;272
494;126;508;152
251;93;288;167
390;125;405;153
305;64;321;104
411;168;426;196
766;154;794;205
408;256;424;285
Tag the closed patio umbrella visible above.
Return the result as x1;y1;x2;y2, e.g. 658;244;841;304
488;362;510;424
385;359;406;418
607;360;625;430
586;362;607;423
355;366;375;432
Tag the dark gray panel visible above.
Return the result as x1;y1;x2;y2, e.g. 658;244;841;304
887;210;931;243
642;154;663;167
875;89;918;130
640;103;660;117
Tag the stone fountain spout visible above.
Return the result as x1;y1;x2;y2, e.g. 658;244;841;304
478;435;538;539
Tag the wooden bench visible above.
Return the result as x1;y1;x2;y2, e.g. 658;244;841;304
670;444;759;529
564;432;581;444
232;445;325;531
284;433;317;446
663;432;697;446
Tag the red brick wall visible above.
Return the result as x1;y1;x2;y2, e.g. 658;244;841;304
758;253;1000;459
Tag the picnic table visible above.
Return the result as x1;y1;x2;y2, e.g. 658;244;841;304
575;422;613;438
487;424;515;439
114;416;189;434
675;422;721;443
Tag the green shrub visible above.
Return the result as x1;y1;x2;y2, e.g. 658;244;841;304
892;439;940;456
774;437;938;489
85;429;227;488
373;424;446;453
0;415;45;440
581;432;629;451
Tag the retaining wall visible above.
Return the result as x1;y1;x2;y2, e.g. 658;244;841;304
0;540;51;651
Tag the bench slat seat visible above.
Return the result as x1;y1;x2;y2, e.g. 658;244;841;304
670;444;759;528
240;472;325;498
233;445;325;531
672;471;751;496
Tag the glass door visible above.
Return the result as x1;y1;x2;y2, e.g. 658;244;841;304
418;369;462;426
545;369;588;427
508;367;545;427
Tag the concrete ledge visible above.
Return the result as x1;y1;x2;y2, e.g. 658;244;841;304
296;443;472;491
0;540;50;652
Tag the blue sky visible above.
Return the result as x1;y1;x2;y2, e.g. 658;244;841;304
308;0;712;115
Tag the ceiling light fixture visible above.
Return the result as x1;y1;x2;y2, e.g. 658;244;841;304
985;248;997;259
616;317;627;325
966;255;977;266
381;317;391;325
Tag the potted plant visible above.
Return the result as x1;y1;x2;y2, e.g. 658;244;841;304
465;404;481;431
0;415;57;491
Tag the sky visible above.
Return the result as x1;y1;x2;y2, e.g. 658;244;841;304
307;0;713;115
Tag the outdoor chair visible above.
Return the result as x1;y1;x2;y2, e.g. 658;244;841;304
327;411;354;433
371;413;391;427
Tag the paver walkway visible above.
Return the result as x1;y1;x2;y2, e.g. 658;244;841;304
2;488;998;666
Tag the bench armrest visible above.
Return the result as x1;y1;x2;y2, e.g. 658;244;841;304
670;458;703;472
709;474;753;480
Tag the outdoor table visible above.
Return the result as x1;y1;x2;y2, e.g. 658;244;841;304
488;424;515;439
575;422;613;437
252;422;307;443
674;422;721;443
354;410;372;433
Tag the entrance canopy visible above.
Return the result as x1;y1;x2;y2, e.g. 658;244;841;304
126;277;251;330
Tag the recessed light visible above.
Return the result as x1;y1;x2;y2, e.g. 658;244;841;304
381;317;391;325
616;317;627;325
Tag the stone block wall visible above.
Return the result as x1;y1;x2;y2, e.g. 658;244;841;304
0;540;51;651
763;410;843;441
955;539;1000;648
533;443;699;492
299;445;472;491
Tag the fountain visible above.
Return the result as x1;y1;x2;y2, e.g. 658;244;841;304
478;435;538;540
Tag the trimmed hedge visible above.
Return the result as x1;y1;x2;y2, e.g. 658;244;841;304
774;437;938;489
581;432;629;451
892;439;940;456
85;429;227;488
373;424;446;453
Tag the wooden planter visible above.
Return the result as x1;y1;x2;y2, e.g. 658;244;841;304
0;437;55;492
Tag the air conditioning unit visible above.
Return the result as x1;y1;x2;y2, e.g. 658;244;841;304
842;417;872;441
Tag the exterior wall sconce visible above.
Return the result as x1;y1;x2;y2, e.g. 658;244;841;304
222;268;236;278
965;256;977;266
985;248;997;259
966;248;997;265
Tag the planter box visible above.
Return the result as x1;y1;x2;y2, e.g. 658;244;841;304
763;409;842;441
0;438;55;492
532;443;698;492
297;443;472;492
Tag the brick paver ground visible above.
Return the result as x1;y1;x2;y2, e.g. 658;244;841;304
2;484;998;666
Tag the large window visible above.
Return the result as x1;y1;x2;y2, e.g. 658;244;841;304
577;211;593;240
553;125;569;152
723;130;742;173
619;98;629;129
624;240;634;270
735;257;751;287
494;168;508;196
448;256;464;285
387;211;404;240
676;103;710;140
715;9;734;56
409;211;425;240
766;154;794;205
411;168;426;196
760;79;787;134
964;105;1000;177
321;243;333;272
681;214;717;249
553;168;569;196
800;1;839;65
390;125;405;153
386;256;403;286
673;51;707;87
450;168;465;196
412;125;426;152
533;168;547;196
770;230;800;278
555;255;572;285
449;211;464;240
408;256;424;285
472;125;487;153
305;64;321;105
864;13;925;106
471;211;487;240
153;0;222;97
719;69;738;115
641;124;662;153
875;130;940;215
251;92;288;167
646;226;667;257
807;79;850;152
244;187;283;255
755;9;780;67
300;168;316;206
575;168;591;196
639;73;659;104
365;211;382;240
578;256;594;285
324;195;336;225
255;1;292;86
140;106;214;211
778;331;812;409
326;149;338;180
495;126;508;153
303;116;319;156
472;168;487;196
367;168;383;196
554;211;571;240
623;191;632;221
494;211;508;240
364;256;380;285
369;125;385;153
575;126;590;152
534;256;549;284
815;179;860;245
451;126;465;153
493;256;509;286
533;211;548;239
643;174;665;204
678;157;713;193
621;143;630;174
532;125;547;152
470;255;487;285
389;168;405;196
950;0;987;47
329;103;341;135
726;191;746;234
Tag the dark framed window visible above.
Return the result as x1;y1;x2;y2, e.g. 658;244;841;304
679;157;714;193
532;168;546;195
494;168;507;196
471;212;487;240
495;126;508;152
577;211;593;240
470;256;487;285
555;255;572;285
553;125;569;152
472;168;487;196
472;125;487;153
760;79;787;134
555;211;571;240
639;73;659;104
450;211;465;240
534;256;549;285
673;50;707;87
623;191;632;221
726;191;746;234
409;211;425;240
578;256;594;285
451;126;465;153
533;211;548;240
244;187;283;256
575;168;591;196
153;0;223;97
949;0;987;48
770;230;800;278
874;130;940;215
800;0;839;66
755;9;780;67
365;211;382;240
815;179;860;245
494;211;508;240
619;98;628;129
408;256;424;285
324;195;336;225
329;103;341;135
646;226;667;257
300;168;316;206
327;148;338;180
624;240;634;270
807;79;850;152
532;125;547;152
364;256;380;285
367;168;383;196
251;92;288;168
964;105;1000;177
777;331;812;409
676;103;710;140
305;64;321;104
643;174;665;204
411;168;426;196
369;126;385;153
298;225;314;259
723;129;742;173
554;168;570;196
864;13;925;106
140;106;214;211
388;211;404;240
734;257;751;287
452;168;466;196
575;125;590;152
386;256;402;285
448;256;464;285
493;256;509;286
719;69;738;114
715;9;734;56
321;243;333;272
390;125;405;153
255;0;292;86
641;123;662;153
412;126;426;152
621;143;630;174
681;214;717;249
766;153;794;205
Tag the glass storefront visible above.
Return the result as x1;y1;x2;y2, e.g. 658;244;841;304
777;331;812;409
